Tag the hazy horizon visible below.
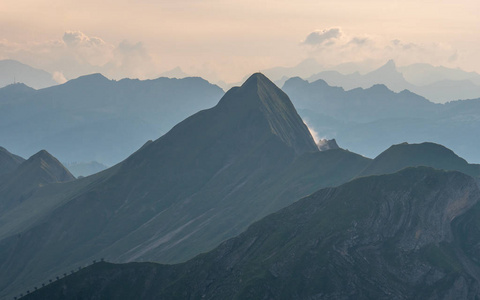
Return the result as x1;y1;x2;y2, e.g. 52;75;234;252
1;0;479;84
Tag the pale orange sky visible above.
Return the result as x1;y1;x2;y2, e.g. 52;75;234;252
1;0;479;82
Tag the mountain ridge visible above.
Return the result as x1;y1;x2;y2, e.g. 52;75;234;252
23;167;480;299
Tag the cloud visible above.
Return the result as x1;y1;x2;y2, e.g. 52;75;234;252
300;29;460;70
0;31;160;81
303;119;320;143
63;31;107;48
103;40;157;79
348;37;371;46
52;71;67;84
302;28;342;46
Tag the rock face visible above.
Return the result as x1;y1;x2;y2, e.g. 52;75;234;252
317;138;339;151
24;167;480;299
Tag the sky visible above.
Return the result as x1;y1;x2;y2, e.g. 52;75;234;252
0;0;479;83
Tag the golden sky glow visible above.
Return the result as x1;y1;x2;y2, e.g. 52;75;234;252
1;0;479;82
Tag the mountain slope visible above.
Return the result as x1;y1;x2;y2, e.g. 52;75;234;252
0;146;25;176
25;167;480;299
0;73;373;299
361;142;480;178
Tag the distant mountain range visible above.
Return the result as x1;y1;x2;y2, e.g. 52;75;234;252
24;166;480;299
306;60;480;103
2;73;480;299
0;59;59;89
0;73;224;166
261;58;480;103
283;77;480;163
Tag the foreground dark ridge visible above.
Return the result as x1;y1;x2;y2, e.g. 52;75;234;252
23;167;480;299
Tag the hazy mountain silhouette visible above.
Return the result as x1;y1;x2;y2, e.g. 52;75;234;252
413;79;480;102
283;77;480;163
0;73;374;299
0;73;224;166
284;76;434;122
24;167;480;299
0;59;58;89
0;146;25;176
307;60;414;93
306;60;480;103
399;63;480;86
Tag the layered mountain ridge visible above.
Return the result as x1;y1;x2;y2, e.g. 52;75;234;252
0;73;224;167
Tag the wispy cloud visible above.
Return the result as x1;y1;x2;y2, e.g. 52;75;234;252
302;28;342;46
301;28;460;69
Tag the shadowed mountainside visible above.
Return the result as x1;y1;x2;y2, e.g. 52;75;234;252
24;167;480;299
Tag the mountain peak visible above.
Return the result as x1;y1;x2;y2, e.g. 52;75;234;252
23;150;76;182
29;149;54;160
217;73;318;154
65;73;110;87
242;72;270;86
383;59;396;69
